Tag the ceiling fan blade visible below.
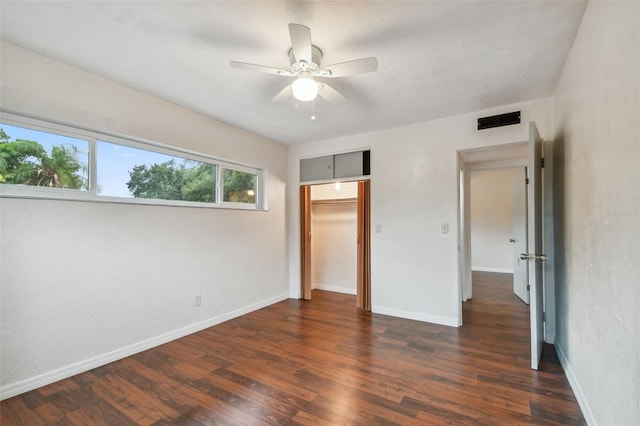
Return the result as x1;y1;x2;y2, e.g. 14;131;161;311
271;85;292;103
288;23;312;64
318;83;346;104
230;61;294;76
320;57;378;78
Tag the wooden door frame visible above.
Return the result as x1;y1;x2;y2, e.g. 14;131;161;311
300;180;371;311
300;185;312;300
356;180;371;310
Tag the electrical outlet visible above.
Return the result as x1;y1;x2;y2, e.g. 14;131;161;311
195;295;201;307
376;224;382;233
441;223;449;234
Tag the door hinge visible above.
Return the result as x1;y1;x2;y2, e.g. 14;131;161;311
525;177;529;185
543;311;546;321
527;284;530;291
541;158;545;168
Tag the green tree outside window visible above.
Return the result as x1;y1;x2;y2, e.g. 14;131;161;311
0;127;87;189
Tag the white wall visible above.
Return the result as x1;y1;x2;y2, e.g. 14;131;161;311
288;98;553;326
552;2;639;425
470;168;518;273
0;42;289;398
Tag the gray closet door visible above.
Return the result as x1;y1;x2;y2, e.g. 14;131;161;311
300;155;333;182
334;151;364;178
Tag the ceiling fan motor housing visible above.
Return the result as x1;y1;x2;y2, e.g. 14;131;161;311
289;45;323;73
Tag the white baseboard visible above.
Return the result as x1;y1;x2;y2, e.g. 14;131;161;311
0;293;289;401
472;266;514;274
312;284;357;295
372;306;459;327
555;342;596;425
289;289;301;299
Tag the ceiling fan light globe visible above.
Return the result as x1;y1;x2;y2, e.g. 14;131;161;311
292;77;318;102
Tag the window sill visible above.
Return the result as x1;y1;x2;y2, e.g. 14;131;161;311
0;186;267;211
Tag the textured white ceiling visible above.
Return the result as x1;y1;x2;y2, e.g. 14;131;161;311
0;1;587;145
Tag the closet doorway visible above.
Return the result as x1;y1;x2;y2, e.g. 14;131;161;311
300;180;371;310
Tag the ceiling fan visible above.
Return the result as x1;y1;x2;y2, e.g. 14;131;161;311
230;23;378;104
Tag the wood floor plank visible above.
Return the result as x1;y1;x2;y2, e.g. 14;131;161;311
0;271;585;425
88;373;177;424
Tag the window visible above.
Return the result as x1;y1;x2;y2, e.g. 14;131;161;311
98;141;216;203
0;114;265;210
223;168;257;204
0;122;89;190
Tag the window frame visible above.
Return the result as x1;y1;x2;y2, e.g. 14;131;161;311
0;112;267;211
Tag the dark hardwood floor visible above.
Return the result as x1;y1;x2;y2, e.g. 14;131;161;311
1;272;585;425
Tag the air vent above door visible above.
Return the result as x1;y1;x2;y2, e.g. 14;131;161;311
478;111;521;130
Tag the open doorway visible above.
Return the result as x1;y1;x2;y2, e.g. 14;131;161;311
458;122;550;370
310;182;358;295
300;180;371;310
469;167;528;304
458;142;529;304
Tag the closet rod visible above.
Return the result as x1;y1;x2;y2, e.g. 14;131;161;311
311;198;357;205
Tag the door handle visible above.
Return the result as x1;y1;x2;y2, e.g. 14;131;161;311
520;253;547;261
509;238;516;243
